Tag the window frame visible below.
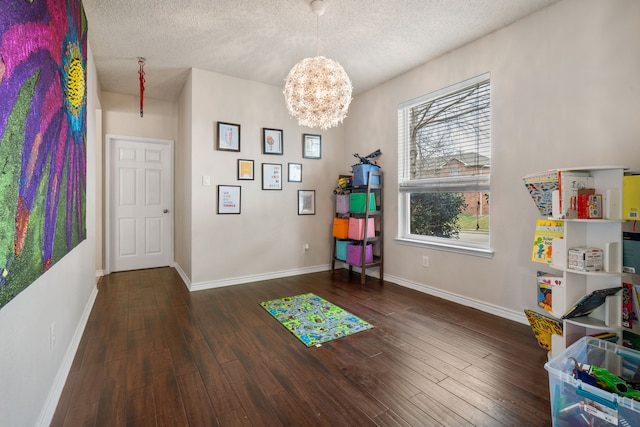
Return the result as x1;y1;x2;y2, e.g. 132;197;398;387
397;73;493;258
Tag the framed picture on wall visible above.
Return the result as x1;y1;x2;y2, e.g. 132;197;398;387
298;190;315;215
217;185;241;214
216;122;241;152
302;133;321;159
288;163;302;182
262;163;282;190
237;159;254;180
263;128;283;155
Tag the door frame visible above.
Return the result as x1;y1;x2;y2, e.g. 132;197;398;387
105;134;175;275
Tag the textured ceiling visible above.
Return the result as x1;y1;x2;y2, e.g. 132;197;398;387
83;0;560;102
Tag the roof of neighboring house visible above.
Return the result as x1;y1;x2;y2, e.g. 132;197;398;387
444;153;491;168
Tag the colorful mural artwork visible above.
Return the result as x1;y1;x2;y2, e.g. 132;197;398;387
0;0;87;309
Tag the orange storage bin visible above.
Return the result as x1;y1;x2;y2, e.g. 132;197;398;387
332;218;349;239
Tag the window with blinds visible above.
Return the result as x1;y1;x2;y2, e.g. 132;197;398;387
397;73;492;255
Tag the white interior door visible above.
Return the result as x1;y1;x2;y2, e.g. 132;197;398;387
108;136;173;272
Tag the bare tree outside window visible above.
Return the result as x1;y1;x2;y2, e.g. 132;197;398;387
398;74;491;250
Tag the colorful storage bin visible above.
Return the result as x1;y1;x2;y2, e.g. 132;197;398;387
346;243;373;266
545;337;640;426
336;194;350;214
349;193;376;213
352;164;381;186
332;218;349;239
347;217;375;240
335;239;353;261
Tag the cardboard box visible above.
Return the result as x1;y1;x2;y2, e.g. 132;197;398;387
347;217;375;240
346;243;373;266
568;247;603;272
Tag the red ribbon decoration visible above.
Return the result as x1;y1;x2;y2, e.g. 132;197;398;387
138;58;145;117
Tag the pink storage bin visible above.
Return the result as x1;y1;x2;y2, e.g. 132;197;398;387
347;217;375;240
346;243;373;266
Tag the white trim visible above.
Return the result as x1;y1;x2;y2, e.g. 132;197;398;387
383;273;526;325
395;237;494;258
186;264;332;292
36;285;99;427
105;134;174;274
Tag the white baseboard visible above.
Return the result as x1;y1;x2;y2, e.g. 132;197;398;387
181;264;331;292
37;285;99;427
383;273;528;325
173;262;526;324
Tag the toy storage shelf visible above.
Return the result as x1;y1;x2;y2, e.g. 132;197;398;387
527;166;626;359
331;170;383;285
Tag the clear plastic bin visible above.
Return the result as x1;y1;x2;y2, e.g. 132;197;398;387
545;336;640;426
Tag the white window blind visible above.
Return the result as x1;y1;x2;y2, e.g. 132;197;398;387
397;73;492;255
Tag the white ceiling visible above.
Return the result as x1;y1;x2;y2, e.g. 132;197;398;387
83;0;560;102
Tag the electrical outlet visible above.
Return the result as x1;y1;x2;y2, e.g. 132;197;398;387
422;256;429;268
303;243;310;254
50;322;56;349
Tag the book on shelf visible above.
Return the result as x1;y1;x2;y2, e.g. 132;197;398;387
632;284;640;321
556;170;593;219
524;309;562;351
623;329;640;351
531;219;564;264
622;282;634;328
623;232;640;274
562;287;622;319
537;271;563;312
522;170;558;217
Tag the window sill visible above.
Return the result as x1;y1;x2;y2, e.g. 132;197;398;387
394;237;494;258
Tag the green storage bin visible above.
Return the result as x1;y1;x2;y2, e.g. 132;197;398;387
349;193;376;213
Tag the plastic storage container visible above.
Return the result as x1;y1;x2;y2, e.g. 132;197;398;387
352;164;380;186
544;336;640;426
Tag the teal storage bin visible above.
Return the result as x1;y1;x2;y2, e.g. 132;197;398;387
352;164;380;186
349;193;376;213
335;239;353;261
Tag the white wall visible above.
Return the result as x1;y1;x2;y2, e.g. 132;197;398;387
176;71;193;279
345;0;640;320
100;92;179;273
185;69;347;286
0;46;99;427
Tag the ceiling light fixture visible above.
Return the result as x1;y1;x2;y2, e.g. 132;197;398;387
138;57;145;117
283;0;353;130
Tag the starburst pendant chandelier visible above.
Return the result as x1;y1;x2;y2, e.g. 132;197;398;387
283;0;353;130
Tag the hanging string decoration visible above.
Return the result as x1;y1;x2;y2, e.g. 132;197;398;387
138;57;145;117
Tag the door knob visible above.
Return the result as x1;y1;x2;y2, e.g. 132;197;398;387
163;209;169;213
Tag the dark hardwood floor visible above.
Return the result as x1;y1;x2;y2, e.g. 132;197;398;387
51;267;552;426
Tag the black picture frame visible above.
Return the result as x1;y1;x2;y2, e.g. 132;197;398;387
216;122;241;152
298;190;315;215
217;185;241;214
237;159;254;180
288;163;302;182
262;163;282;190
302;133;321;159
263;128;283;155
